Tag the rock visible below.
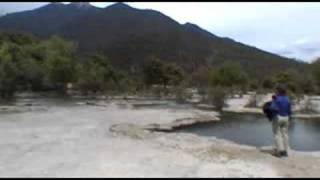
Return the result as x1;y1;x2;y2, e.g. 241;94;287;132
81;101;108;107
292;114;320;119
195;104;216;111
109;123;149;139
141;116;219;132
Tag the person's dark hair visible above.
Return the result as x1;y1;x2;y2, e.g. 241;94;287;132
276;84;286;95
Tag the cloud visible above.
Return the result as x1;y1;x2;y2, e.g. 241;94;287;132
294;37;310;45
271;37;320;62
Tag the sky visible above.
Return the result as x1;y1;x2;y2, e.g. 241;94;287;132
0;2;320;63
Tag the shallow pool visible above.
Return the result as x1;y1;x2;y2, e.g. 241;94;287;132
175;112;320;152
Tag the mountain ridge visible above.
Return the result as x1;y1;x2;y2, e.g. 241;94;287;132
0;2;306;78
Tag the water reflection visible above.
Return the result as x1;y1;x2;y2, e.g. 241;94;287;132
176;112;320;152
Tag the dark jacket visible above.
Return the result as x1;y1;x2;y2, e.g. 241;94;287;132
263;101;277;121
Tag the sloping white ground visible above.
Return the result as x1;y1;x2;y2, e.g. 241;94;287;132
0;98;320;177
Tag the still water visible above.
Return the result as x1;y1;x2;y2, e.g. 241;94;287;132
175;112;320;152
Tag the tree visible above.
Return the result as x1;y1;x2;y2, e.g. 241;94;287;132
77;54;117;94
0;31;47;94
189;66;210;88
0;42;20;99
42;36;78;93
142;57;184;88
142;58;165;87
207;86;229;111
311;58;320;92
209;62;248;91
18;56;45;91
273;68;315;94
300;74;317;94
163;63;184;87
262;77;274;89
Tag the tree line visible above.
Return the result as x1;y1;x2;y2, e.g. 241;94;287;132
0;32;185;99
1;31;320;106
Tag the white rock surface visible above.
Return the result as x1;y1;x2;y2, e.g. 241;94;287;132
0;98;319;177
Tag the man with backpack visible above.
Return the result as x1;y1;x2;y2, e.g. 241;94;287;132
263;84;292;158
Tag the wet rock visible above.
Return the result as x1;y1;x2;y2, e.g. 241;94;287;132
109;123;150;139
142;115;220;132
132;101;169;108
195;104;216;111
222;107;262;114
0;104;48;113
292;114;320;119
77;101;109;107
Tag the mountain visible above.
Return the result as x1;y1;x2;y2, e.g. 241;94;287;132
0;2;99;37
0;2;307;78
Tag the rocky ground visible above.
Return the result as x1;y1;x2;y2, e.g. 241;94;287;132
223;93;320;119
0;95;320;177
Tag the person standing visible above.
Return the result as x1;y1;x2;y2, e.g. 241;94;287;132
270;84;292;157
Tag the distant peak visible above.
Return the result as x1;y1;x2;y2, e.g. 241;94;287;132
48;2;64;6
37;2;65;11
50;2;63;5
69;2;93;9
183;22;203;31
47;2;64;7
184;22;198;27
106;2;133;10
184;22;218;38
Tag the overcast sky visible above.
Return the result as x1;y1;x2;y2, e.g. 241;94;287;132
0;2;320;63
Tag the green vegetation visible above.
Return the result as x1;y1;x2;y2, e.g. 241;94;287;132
43;36;78;93
0;32;186;99
0;43;20;98
206;86;229;111
192;62;248;110
142;57;184;89
0;31;320;102
142;57;184;97
311;58;320;92
0;33;78;98
77;54;117;95
209;62;248;87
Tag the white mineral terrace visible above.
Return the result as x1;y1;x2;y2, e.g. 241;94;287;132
0;93;319;177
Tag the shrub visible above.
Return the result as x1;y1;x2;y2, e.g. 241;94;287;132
209;62;248;89
0;42;20;99
142;57;184;89
172;82;193;103
207;86;229;111
76;54;117;95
